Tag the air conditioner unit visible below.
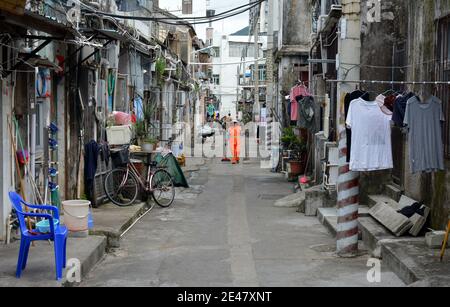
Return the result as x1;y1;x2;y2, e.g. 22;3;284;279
323;142;338;190
81;46;96;65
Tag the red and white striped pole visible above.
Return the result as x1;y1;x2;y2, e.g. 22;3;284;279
336;0;361;257
336;95;359;257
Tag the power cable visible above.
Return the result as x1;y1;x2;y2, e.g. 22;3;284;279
66;0;264;25
73;0;264;22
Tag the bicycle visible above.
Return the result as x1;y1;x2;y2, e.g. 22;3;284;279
104;146;175;208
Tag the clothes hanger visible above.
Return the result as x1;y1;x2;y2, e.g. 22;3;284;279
381;88;396;96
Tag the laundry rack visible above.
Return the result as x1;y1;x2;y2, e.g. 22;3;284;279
325;79;450;85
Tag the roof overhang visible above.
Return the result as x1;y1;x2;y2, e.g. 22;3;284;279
277;45;310;56
0;9;75;36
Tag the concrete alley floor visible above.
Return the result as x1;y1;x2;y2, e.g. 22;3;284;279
81;159;404;287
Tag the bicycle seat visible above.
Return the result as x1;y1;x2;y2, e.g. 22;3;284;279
148;161;158;167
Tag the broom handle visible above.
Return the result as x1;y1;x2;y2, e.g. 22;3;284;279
440;220;450;262
8;118;33;232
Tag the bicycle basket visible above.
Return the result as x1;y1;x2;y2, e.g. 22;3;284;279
111;148;130;167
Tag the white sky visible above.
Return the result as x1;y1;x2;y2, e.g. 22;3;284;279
159;0;250;41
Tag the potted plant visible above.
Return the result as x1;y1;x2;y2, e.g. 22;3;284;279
142;137;158;153
281;127;307;176
134;119;146;146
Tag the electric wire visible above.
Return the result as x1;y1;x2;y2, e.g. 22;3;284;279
72;0;264;22
66;0;265;25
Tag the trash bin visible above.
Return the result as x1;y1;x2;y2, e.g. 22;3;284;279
62;200;91;232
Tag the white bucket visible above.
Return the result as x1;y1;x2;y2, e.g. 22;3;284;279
62;200;91;232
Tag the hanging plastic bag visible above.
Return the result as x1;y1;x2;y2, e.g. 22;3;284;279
113;111;131;126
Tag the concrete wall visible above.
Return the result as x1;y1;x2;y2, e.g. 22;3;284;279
282;0;312;49
357;0;409;203
0;79;13;240
403;0;450;229
357;0;450;229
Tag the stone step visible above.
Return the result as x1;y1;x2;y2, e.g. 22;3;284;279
317;207;338;237
304;186;337;217
384;184;403;202
369;202;413;236
367;194;399;209
380;240;429;285
274;191;306;209
358;216;397;252
358;205;371;217
317;206;371;238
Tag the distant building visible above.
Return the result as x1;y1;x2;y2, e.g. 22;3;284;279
209;27;267;119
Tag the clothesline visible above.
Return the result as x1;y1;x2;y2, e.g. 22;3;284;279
326;79;450;85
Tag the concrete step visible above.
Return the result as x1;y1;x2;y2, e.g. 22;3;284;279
358;216;397;252
369;202;413;237
317;207;338;237
358;205;371;217
359;217;449;286
63;236;107;286
381;240;429;285
317;206;372;238
0;236;107;287
367;194;399;209
90;202;152;248
304;186;337;217
384;184;403;202
274;191;306;209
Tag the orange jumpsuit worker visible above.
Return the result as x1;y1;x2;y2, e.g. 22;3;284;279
228;120;241;164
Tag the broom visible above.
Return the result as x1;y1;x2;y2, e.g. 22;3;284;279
8;117;35;235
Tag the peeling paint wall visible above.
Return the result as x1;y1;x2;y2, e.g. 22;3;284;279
357;0;450;229
282;0;312;48
405;0;450;229
358;0;409;203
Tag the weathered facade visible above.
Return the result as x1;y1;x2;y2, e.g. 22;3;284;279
0;0;210;241
306;0;450;229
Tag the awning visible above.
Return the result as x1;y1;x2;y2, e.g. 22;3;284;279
27;57;62;72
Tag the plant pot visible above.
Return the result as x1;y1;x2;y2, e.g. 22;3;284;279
288;160;304;176
142;143;154;153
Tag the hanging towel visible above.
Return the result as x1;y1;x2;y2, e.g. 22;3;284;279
84;140;99;201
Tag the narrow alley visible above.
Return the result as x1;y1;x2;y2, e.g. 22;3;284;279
81;159;403;287
0;0;449;292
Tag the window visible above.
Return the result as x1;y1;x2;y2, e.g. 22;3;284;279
212;74;220;85
229;42;253;58
250;64;266;81
182;0;193;14
211;46;220;57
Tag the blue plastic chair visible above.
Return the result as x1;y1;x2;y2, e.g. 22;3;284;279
8;192;68;280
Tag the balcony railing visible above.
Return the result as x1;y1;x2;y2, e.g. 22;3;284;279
26;0;69;25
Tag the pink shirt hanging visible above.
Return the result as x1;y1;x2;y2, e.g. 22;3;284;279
291;101;299;121
289;85;310;121
290;85;311;103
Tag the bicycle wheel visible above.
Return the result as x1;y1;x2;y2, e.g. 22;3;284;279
104;168;139;207
151;169;175;208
